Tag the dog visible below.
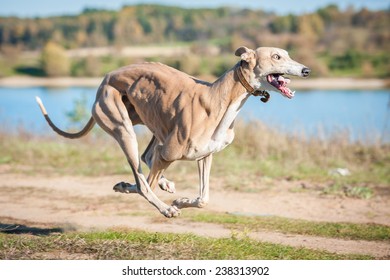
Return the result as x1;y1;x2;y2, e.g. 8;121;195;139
36;46;310;218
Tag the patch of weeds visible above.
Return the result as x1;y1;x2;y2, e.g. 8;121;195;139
322;182;345;196
322;181;374;199
344;186;374;199
230;227;252;240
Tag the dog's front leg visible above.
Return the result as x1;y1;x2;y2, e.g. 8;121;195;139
173;154;213;209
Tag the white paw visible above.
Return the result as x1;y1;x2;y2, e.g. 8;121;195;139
162;205;181;218
172;197;191;209
158;178;176;193
172;197;207;209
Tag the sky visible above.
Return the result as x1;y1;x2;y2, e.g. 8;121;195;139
1;0;389;17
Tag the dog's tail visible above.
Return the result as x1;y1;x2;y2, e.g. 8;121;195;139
35;96;95;139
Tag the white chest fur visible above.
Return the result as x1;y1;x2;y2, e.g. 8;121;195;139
186;93;250;160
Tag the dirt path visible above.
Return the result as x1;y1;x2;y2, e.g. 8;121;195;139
0;173;389;258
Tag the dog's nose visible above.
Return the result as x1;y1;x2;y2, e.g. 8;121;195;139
302;67;311;77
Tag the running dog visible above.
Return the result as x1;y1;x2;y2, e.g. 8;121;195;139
36;46;310;217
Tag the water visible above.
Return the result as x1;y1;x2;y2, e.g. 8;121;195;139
0;86;389;143
0;87;97;133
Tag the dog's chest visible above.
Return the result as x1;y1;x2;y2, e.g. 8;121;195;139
186;94;250;160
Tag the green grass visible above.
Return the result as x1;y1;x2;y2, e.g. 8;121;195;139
189;212;390;241
0;230;372;260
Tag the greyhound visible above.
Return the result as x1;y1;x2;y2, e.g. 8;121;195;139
36;46;310;218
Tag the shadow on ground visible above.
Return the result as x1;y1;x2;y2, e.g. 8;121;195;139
0;222;66;236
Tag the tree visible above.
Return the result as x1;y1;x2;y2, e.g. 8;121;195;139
41;41;70;77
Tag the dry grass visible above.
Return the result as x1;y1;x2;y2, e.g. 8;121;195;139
0;120;388;187
217;121;389;185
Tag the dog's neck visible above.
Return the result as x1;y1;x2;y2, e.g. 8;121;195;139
208;62;252;110
235;61;256;94
209;61;270;107
235;61;270;103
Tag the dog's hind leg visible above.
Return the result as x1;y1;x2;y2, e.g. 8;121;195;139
92;84;179;217
141;136;176;193
172;154;212;209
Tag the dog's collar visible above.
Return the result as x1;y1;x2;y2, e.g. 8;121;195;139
235;61;270;103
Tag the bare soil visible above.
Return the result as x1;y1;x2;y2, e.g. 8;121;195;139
0;171;389;258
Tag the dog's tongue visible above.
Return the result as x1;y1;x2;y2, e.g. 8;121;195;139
268;74;294;98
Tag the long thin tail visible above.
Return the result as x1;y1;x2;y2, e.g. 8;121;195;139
35;96;95;139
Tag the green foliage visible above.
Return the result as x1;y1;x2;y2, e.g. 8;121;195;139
329;50;363;71
317;4;340;23
41;41;70;77
65;95;90;130
71;56;103;77
269;14;298;33
211;56;236;77
0;4;389;78
137;15;153;34
325;51;390;77
0;5;387;53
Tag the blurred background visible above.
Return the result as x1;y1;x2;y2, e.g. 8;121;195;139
0;2;389;260
1;0;389;79
0;0;389;142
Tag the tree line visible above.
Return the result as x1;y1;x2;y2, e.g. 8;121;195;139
0;4;389;78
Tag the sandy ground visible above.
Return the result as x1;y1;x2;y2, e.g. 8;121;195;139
0;76;388;89
0;169;389;258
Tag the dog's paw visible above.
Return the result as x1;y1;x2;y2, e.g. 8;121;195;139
162;205;181;218
172;197;191;209
158;178;176;193
172;197;208;209
113;182;137;194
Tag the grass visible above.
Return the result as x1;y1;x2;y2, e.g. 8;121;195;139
0;230;372;260
1;121;388;188
321;182;375;199
188;212;390;241
0;121;388;260
0;133;132;176
228;121;390;184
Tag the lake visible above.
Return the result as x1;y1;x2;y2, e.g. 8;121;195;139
0;87;389;143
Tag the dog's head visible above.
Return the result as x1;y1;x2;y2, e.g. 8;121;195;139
235;46;310;99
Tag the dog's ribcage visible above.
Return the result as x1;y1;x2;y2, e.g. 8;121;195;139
185;93;250;160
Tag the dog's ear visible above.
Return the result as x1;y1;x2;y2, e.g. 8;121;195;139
235;46;256;64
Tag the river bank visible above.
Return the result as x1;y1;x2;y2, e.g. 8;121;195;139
0;75;388;89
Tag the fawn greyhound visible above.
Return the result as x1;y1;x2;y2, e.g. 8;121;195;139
36;46;310;217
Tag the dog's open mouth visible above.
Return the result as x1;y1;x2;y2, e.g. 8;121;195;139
267;74;295;99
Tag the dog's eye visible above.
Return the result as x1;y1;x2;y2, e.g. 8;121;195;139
272;54;281;60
